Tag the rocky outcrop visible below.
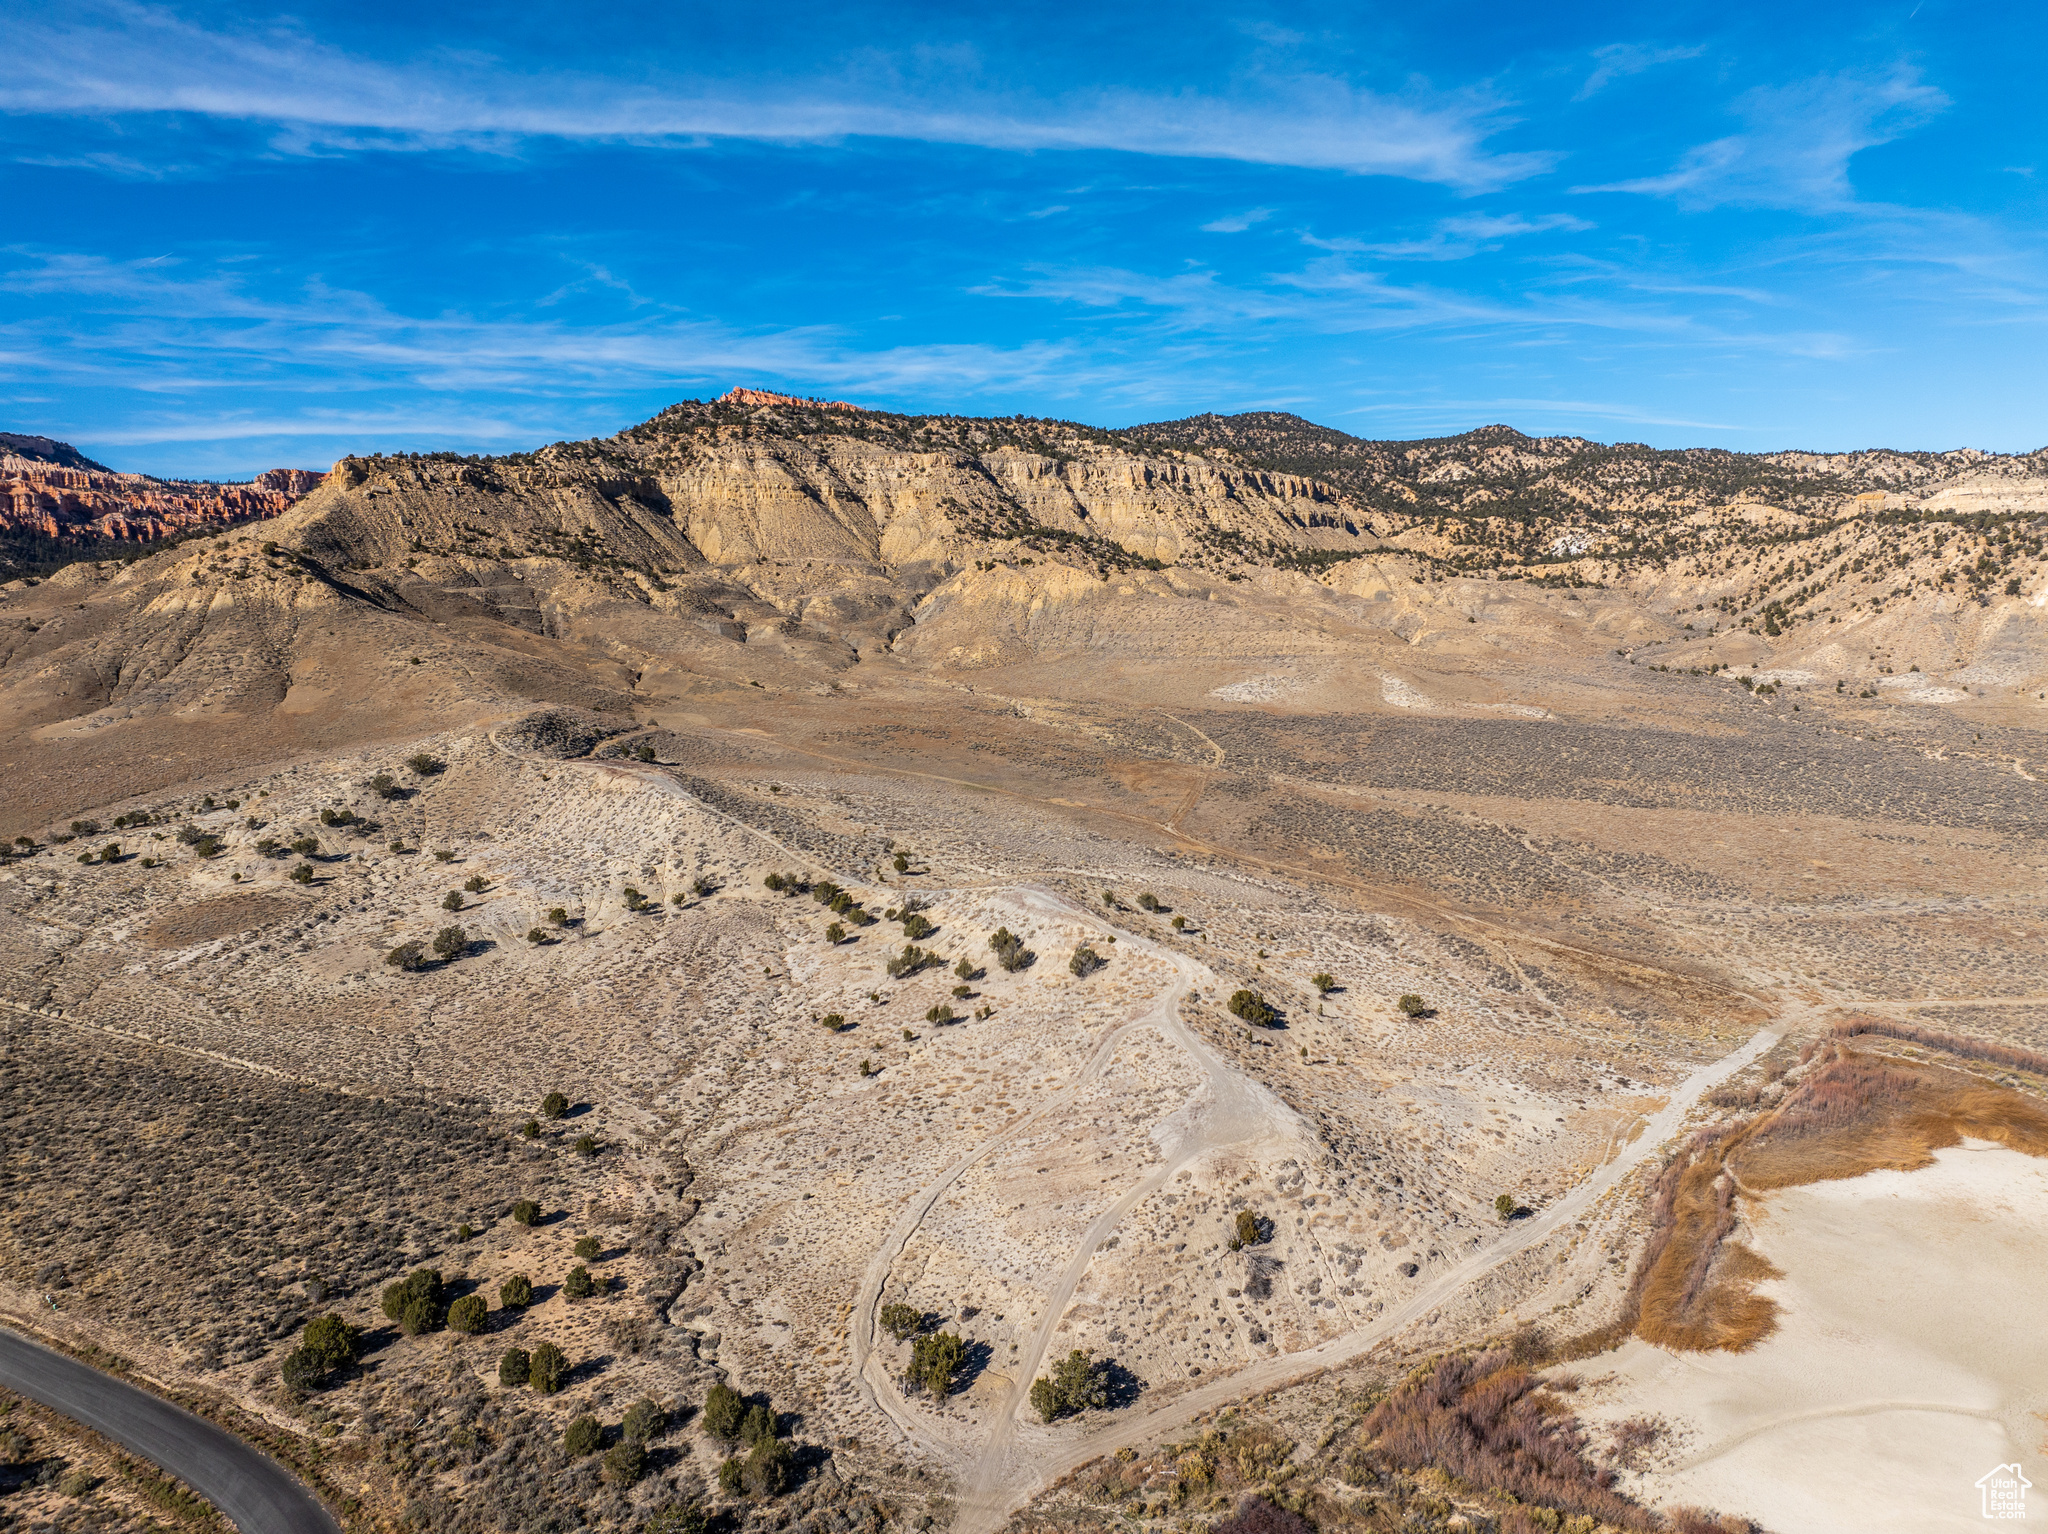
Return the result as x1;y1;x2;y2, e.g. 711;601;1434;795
0;449;327;545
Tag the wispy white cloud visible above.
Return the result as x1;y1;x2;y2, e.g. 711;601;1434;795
1202;208;1273;233
0;243;1122;407
1;5;1554;190
1321;210;1593;261
1574;42;1707;102
1575;68;1949;209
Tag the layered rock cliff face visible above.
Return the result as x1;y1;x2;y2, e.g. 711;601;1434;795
3;392;2045;796
0;440;326;547
284;392;1373;578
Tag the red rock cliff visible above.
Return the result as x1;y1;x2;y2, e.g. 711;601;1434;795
0;455;328;543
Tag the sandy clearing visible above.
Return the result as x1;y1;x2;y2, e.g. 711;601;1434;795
1576;1141;2048;1533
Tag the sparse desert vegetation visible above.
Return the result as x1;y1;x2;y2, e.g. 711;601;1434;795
2;395;2046;1534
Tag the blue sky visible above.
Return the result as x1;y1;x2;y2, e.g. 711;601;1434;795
2;0;2043;478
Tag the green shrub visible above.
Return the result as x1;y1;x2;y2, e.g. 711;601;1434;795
910;1332;967;1396
902;913;933;940
634;743;657;763
499;1273;534;1308
820;1013;848;1032
1029;1378;1061;1422
431;924;466;959
547;906;568;926
1495;1192;1517;1221
880;1302;926;1341
526;927;547;944
1033;1348;1108;1421
604;1438;648;1486
719;1457;744;1494
564;1265;595;1299
1397;993;1429;1017
406;752;445;776
289;863;314;884
885;944;933;978
1137;892;1161;911
462;873;487;893
1172;915;1188;930
528;1341;567;1394
742;1435;793;1496
825;921;846;944
574;1133;599;1157
541;1091;569;1119
1312;972;1337;994
498;1347;530;1386
370;773;399;799
622;1396;669;1443
289;835;318;855
564;1415;604;1456
1228;989;1276;1026
1068;943;1104;978
384;940;425;971
511;1200;540;1226
741;1403;776;1445
925;1003;954;1025
646;1506;709;1534
280;1346;327;1393
442;890;464;911
764;873;786;891
448;1295;488;1334
380;1268;445;1330
702;1383;745;1441
1235;1209;1265;1246
990;927;1035;972
574;1235;600;1260
301;1313;360;1372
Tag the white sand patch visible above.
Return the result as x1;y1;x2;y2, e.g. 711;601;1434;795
1479;702;1550;719
1877;675;1969;704
1209;672;1309;703
1378;672;1434;710
1572;1143;2048;1533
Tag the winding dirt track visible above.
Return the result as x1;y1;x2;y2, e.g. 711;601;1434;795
540;742;1784;1534
944;1020;1781;1534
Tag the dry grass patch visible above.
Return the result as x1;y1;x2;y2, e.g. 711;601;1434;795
1629;1042;2048;1353
140;891;304;949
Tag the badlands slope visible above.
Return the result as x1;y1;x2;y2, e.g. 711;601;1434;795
0;393;2045;1534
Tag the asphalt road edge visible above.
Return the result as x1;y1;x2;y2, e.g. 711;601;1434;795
0;1314;354;1533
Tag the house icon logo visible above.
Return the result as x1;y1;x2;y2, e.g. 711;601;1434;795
1977;1463;2031;1520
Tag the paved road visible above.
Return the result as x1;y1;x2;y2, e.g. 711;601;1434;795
0;1326;340;1534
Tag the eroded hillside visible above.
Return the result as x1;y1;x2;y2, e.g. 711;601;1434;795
1;392;2045;1534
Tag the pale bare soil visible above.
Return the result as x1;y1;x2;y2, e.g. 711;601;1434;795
1;444;2045;1534
1570;1142;2048;1533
